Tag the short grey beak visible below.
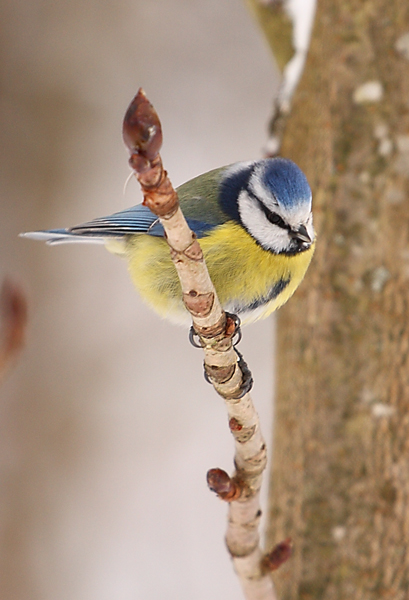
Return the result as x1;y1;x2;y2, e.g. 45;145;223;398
291;224;311;243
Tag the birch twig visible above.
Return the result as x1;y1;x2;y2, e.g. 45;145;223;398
122;89;283;600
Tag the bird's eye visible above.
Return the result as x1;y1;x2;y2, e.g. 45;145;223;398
251;193;289;230
265;211;287;229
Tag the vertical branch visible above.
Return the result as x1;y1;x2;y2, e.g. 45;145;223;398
266;0;409;597
122;89;285;599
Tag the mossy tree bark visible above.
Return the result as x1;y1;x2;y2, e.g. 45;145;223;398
266;1;409;598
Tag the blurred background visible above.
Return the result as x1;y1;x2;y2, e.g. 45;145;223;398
0;1;279;598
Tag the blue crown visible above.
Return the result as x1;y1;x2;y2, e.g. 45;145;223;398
260;158;311;209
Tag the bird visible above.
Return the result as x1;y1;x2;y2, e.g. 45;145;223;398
21;158;315;325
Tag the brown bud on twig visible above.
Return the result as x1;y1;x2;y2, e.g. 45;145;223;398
261;537;293;572
122;90;178;218
206;468;243;501
122;88;163;165
0;278;28;380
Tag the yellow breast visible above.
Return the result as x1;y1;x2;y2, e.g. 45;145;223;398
124;223;315;324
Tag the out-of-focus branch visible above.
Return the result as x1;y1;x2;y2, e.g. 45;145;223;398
122;89;281;599
0;278;28;382
245;0;317;156
245;0;294;72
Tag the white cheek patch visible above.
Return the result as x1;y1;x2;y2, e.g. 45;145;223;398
237;190;290;252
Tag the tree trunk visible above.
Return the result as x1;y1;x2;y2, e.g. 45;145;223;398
267;1;409;598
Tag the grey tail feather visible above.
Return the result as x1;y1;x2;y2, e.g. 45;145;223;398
19;229;111;246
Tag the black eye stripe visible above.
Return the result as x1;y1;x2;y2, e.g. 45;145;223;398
251;193;289;231
264;210;287;229
243;180;290;231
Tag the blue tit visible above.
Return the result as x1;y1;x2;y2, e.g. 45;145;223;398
22;158;315;325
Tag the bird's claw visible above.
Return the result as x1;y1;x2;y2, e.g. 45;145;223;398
189;312;242;349
202;348;253;397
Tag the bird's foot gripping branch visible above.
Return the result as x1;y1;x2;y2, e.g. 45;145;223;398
123;89;283;600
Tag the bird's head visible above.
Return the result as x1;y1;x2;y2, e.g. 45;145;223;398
220;158;314;255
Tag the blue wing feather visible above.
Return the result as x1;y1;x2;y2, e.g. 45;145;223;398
21;164;234;245
71;204;159;235
21;203;218;245
71;203;216;238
